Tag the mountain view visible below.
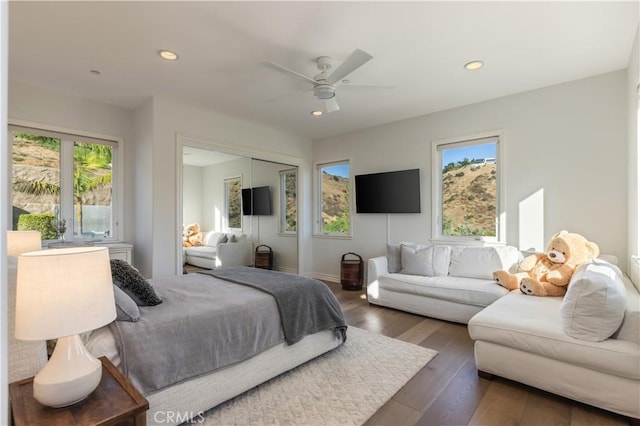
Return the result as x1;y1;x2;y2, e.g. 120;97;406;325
442;161;496;236
321;171;349;232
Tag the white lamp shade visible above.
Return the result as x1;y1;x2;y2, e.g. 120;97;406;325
7;231;42;257
15;246;116;340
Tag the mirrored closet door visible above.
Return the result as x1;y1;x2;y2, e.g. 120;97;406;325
181;146;298;273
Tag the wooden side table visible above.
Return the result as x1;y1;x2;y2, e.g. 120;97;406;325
10;356;148;426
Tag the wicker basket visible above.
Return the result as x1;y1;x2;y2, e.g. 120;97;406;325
340;252;363;291
254;244;273;270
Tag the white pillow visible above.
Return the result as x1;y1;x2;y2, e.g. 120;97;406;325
205;231;227;246
561;262;627;342
448;246;521;279
400;244;451;277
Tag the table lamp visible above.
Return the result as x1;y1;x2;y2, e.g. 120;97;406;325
7;230;41;257
14;246;116;407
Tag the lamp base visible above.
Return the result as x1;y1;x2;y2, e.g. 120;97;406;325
33;334;102;407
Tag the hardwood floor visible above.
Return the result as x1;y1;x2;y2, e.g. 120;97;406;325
324;281;632;426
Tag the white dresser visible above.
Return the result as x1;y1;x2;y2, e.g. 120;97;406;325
97;242;133;263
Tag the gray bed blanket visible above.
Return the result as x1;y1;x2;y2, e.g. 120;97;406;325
201;267;347;345
109;273;287;394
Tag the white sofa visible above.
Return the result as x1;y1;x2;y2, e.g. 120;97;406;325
367;242;639;421
366;244;522;324
468;259;640;421
183;232;252;269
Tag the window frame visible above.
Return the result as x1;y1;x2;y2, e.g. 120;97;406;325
9;122;122;242
279;168;297;235
223;175;242;231
314;159;352;238
431;131;505;245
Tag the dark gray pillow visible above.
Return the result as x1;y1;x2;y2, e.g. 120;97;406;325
110;259;162;306
113;284;140;322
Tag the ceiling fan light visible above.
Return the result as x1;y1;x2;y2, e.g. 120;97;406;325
314;83;336;100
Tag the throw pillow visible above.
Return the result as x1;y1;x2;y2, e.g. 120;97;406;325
560;262;627;342
400;244;451;277
112;284;140;322
400;244;430;276
448;246;522;279
387;243;402;273
110;259;162;306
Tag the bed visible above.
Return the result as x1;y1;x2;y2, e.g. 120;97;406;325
85;266;347;426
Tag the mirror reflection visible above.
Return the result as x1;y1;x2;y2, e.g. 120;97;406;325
182;146;298;274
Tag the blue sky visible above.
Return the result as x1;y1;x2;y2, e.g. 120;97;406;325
442;142;496;166
322;164;350;178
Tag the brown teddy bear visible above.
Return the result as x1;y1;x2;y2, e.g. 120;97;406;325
182;223;203;247
493;230;600;296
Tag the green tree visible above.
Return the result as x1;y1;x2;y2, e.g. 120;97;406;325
12;137;112;237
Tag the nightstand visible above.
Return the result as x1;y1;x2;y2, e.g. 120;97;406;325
9;356;148;426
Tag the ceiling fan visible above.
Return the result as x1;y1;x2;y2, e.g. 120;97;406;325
266;49;373;113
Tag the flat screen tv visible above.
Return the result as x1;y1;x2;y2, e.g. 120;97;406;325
355;169;421;213
242;186;272;216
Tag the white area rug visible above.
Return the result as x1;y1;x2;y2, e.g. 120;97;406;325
201;327;438;425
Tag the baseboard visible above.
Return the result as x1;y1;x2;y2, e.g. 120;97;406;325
311;272;340;283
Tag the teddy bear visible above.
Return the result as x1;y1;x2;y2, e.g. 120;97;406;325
492;230;600;297
182;223;203;247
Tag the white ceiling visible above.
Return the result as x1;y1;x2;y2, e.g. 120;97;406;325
8;1;639;141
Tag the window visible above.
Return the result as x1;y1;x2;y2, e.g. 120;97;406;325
280;169;297;233
11;126;118;241
316;161;351;236
432;134;502;242
225;177;242;229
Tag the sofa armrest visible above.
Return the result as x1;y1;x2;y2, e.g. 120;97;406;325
217;240;253;267
367;256;388;285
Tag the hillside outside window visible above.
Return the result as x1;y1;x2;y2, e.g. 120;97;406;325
225;176;242;230
316;161;351;236
10;126;117;241
432;134;503;243
280;169;297;234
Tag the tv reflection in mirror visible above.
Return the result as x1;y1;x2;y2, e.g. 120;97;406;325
242;186;272;216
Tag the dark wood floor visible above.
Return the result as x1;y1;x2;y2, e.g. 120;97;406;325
324;281;632;426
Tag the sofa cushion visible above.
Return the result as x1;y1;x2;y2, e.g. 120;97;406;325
387;243;402;273
400;244;450;277
468;292;640;380
379;274;508;307
204;231;227;246
184;245;216;259
449;246;521;279
561;261;627;342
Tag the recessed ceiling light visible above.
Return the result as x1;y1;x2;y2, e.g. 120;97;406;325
311;110;323;116
158;50;179;61
464;60;484;71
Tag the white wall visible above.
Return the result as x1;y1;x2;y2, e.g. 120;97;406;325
313;71;629;279
1;1;9;422
131;99;154;275
182;165;203;227
201;157;251;233
149;97;312;277
250;159;298;272
8;82;135;243
628;26;639;271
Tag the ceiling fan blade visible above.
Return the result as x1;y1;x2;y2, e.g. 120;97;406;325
325;98;340;113
327;49;373;84
264;61;317;85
